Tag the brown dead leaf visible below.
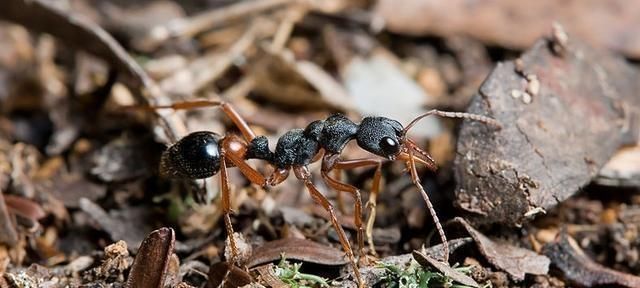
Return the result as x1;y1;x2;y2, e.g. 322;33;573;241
3;195;45;221
125;227;176;288
247;238;348;268
455;217;549;281
543;230;640;287
207;262;253;288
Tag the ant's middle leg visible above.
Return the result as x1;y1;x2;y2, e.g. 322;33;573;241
320;169;365;261
322;155;382;257
149;100;257;142
293;166;363;288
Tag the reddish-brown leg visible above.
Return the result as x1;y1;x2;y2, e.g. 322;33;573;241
405;144;449;262
333;169;347;213
293;166;363;287
219;155;238;261
221;136;267;187
150;100;257;142
320;169;364;261
323;156;383;257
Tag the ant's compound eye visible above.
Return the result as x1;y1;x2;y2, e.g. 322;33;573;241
160;131;223;179
379;137;400;156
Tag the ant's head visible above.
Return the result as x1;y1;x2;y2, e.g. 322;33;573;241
356;117;405;160
356;111;499;173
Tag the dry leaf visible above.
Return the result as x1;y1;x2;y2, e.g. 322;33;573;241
455;218;549;281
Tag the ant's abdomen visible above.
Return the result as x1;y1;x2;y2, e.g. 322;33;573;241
160;131;223;179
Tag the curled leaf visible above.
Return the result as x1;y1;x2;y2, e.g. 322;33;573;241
125;227;176;288
247;238;348;268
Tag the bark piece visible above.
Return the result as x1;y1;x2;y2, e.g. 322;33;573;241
455;218;549;281
543;230;640;287
454;36;640;225
374;0;640;58
126;228;176;288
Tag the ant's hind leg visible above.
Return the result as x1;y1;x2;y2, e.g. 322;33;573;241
219;156;239;263
147;100;257;141
218;155;251;288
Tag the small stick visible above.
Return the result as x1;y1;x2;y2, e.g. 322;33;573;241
149;0;295;44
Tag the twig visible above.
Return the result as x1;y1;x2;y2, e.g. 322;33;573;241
147;0;297;47
0;0;188;143
160;20;265;98
270;6;308;52
221;76;256;101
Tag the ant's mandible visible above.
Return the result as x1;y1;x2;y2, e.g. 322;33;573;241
153;100;501;287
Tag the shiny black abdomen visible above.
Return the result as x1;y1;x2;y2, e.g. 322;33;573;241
160;131;223;179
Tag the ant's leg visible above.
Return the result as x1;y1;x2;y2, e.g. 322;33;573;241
225;151;266;186
333;170;346;213
405;145;449;263
222;136;267;187
219;155;238;263
148;100;257;141
293;166;363;288
320;169;364;261
325;158;382;257
218;156;245;288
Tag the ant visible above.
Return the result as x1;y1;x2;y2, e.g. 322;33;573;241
153;100;500;287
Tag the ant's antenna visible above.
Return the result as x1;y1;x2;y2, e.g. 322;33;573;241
403;110;502;134
401;109;501;263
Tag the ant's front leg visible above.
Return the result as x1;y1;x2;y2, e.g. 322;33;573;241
405;146;449;263
322;154;382;258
